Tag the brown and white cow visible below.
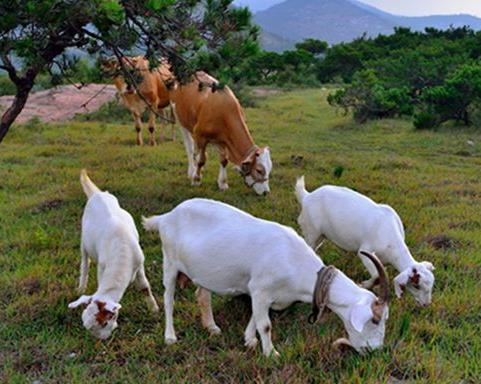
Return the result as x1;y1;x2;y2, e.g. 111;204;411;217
164;71;272;195
102;56;176;146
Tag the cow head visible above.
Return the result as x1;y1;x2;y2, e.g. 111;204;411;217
241;147;272;195
69;295;121;339
394;262;435;306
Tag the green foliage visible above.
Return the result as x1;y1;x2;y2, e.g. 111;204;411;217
244;39;327;87
417;63;481;127
328;70;412;122
0;75;16;95
0;0;260;142
413;110;439;130
295;39;328;55
323;27;481;128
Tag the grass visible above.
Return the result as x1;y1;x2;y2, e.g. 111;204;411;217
1;89;480;383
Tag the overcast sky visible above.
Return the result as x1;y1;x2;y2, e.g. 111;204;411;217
234;0;481;17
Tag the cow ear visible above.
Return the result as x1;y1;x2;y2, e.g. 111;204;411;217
350;303;373;333
68;295;92;309
241;160;252;174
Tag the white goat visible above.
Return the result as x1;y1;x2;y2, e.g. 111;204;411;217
68;170;159;339
143;198;390;356
295;176;435;306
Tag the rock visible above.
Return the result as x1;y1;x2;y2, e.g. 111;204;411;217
0;84;117;124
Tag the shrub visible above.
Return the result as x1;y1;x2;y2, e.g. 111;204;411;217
328;70;413;123
413;111;439;130
0;76;16;96
416;63;481;128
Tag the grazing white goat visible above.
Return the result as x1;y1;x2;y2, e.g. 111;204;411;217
143;198;390;356
295;176;435;306
68;170;159;339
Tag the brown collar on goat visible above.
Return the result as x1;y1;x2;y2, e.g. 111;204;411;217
308;265;337;324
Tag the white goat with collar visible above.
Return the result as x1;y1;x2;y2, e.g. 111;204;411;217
68;170;159;340
295;176;435;307
143;198;389;356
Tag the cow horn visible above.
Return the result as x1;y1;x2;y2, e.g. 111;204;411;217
360;251;389;322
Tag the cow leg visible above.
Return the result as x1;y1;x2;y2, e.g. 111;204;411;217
169;105;176;141
195;287;221;335
193;137;207;186
180;127;196;180
133;112;143;146
217;150;229;191
148;109;158;146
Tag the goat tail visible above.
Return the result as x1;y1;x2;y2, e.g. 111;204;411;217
142;215;165;232
295;175;309;204
80;169;100;198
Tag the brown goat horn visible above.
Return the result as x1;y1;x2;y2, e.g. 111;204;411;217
360;251;389;305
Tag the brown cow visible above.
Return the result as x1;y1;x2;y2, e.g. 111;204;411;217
164;71;273;195
102;56;176;146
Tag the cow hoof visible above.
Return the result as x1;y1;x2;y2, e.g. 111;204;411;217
165;336;177;345
208;325;221;336
245;338;258;349
191;179;202;187
218;183;229;192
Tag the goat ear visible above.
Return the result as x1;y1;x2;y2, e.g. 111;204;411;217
68;295;92;309
421;261;435;271
350;303;373;333
394;270;410;298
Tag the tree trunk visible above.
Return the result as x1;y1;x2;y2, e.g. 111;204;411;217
0;82;34;143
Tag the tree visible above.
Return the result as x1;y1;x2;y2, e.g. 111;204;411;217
295;38;328;56
0;0;258;142
415;63;481;128
328;69;412;123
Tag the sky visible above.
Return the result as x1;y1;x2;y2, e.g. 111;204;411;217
234;0;481;17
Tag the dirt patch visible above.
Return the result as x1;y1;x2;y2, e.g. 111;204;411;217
251;87;282;98
426;234;456;250
0;84;117;124
19;277;42;295
32;199;64;213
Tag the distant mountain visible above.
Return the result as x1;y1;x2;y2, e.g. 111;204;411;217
260;30;296;52
255;0;481;49
255;0;394;45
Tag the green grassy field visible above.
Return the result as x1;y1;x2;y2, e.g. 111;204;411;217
1;89;480;383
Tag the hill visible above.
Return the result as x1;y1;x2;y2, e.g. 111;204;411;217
255;0;481;47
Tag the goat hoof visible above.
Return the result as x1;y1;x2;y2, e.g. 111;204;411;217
360;279;375;289
165;336;177;345
265;349;280;358
150;303;160;313
208;325;221;336
244;338;258;349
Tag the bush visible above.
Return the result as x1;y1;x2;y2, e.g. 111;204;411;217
413;111;439;130
416;63;481;128
0;76;16;96
328;70;413;123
